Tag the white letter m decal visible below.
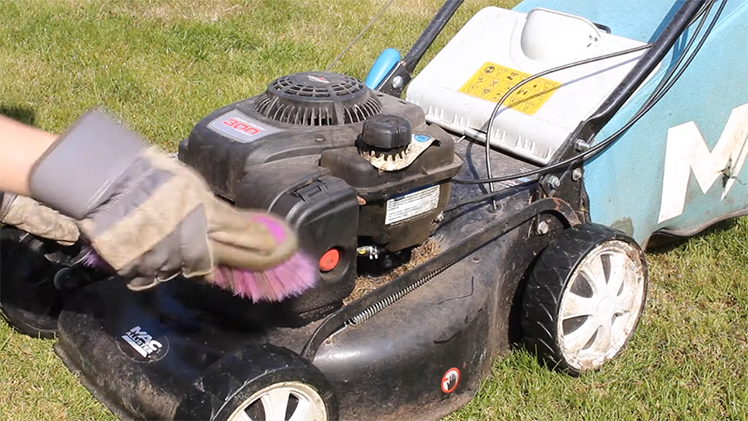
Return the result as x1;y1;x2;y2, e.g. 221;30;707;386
658;103;748;224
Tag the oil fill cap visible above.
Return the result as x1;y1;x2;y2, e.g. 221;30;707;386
361;114;412;151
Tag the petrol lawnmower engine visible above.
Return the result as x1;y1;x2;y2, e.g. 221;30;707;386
178;71;463;322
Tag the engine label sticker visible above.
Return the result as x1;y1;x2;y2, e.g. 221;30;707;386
116;325;170;363
385;184;440;225
208;109;281;143
458;62;560;115
441;367;460;394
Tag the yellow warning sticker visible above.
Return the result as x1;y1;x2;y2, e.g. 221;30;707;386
458;62;561;115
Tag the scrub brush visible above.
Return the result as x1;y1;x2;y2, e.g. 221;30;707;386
79;215;318;303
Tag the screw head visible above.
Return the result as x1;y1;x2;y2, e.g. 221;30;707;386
392;76;403;89
536;221;550;235
572;168;583;181
547;175;561;189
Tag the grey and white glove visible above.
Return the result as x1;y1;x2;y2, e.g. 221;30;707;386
0;192;80;245
27;111;300;291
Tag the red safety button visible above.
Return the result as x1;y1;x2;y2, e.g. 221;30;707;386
319;248;340;272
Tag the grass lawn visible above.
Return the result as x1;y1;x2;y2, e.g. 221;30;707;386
1;1;747;420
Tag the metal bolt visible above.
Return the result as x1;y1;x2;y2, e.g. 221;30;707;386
575;139;591;151
572;168;583;181
391;76;403;89
471;255;481;263
536;221;550;235
356;245;380;260
434;212;444;223
314;134;326;143
547;175;561;189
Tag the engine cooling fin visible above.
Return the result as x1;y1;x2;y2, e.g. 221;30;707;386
254;71;383;126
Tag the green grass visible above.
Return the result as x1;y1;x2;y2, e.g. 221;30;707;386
1;1;748;420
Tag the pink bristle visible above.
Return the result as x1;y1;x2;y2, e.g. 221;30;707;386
213;251;318;302
252;214;288;241
80;245;113;270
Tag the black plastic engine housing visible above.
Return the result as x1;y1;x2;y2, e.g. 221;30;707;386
179;72;427;202
178;71;463;321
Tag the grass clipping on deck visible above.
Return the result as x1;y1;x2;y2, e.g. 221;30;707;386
343;239;440;305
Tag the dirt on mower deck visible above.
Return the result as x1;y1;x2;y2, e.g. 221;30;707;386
343;240;440;305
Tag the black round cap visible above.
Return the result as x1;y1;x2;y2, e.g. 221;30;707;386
360;114;411;150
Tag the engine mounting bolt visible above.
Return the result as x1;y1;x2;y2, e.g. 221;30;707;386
391;76;403;89
536;221;550;235
547;175;561;189
572;168;583;181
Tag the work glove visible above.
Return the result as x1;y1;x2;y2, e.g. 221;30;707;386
27;111;299;291
0;192;80;245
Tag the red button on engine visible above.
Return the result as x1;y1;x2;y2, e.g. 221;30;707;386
319;248;340;272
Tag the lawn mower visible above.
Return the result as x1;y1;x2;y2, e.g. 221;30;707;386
1;0;746;420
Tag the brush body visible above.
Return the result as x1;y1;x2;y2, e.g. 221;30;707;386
80;215;318;302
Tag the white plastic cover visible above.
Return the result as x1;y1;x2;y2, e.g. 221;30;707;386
405;7;654;165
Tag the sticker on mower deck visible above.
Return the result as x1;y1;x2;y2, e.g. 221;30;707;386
441;367;460;394
385;184;440;225
208;109;281;143
116;325;170;363
458;62;560;116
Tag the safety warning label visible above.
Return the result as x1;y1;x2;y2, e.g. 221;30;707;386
458;62;560;115
385;184;440;225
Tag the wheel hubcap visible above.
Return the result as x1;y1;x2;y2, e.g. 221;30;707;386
558;240;646;371
228;381;327;421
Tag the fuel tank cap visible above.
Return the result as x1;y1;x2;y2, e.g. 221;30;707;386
359;114;412;152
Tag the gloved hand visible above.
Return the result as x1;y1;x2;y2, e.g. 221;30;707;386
0;192;80;245
28;111;299;291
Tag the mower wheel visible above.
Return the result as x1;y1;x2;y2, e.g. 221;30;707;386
0;227;91;339
521;223;648;376
174;344;338;421
224;380;331;421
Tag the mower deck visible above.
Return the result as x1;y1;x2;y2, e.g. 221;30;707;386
53;138;567;421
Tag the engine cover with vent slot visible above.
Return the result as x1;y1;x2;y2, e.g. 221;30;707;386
179;71;433;202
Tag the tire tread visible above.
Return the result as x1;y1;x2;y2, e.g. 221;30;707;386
520;223;647;376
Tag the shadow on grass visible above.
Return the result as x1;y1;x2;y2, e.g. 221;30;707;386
646;217;741;255
0;104;36;125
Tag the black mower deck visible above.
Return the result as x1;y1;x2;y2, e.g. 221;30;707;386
53;138;578;421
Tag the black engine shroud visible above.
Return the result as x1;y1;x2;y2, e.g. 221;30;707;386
178;71;463;323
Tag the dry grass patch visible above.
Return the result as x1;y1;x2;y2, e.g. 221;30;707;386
344;239;440;304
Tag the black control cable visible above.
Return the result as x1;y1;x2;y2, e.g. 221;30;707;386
478;44;652;202
451;0;720;187
445;0;723;211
